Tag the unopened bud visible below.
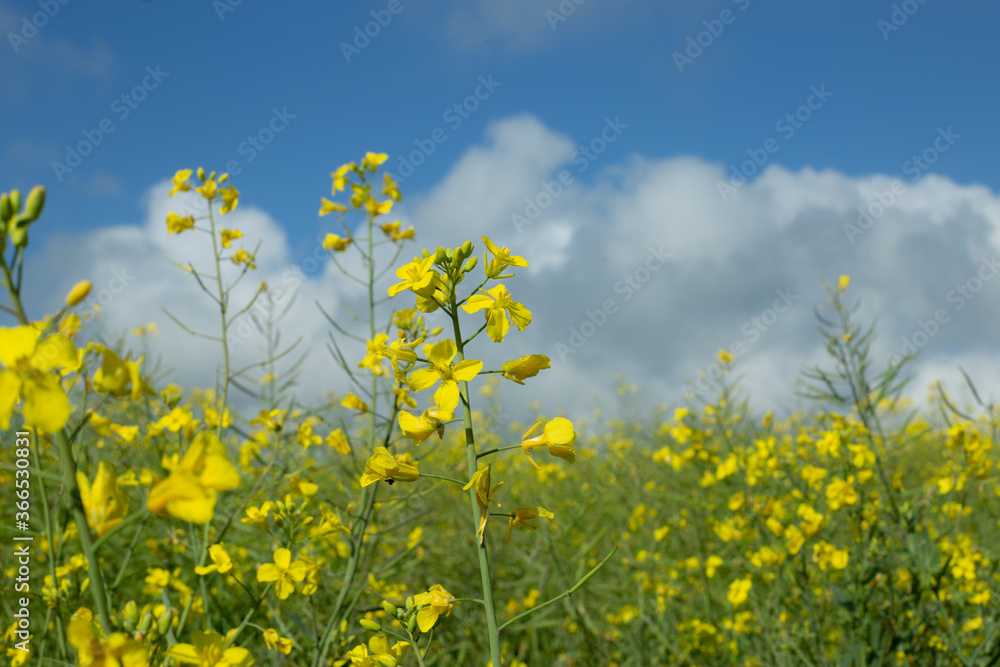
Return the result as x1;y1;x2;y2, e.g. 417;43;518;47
463;256;478;273
407;615;418;634
65;280;92;306
1;193;12;223
156;608;173;635
421;249;431;258
9;189;21;214
21;185;45;223
434;247;447;263
461;240;473;257
382;601;398;617
122;601;139;631
138;612;153;634
9;223;27;249
197;167;206;182
359;619;381;632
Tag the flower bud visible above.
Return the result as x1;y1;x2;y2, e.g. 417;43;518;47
463;256;478;273
156;608;173;636
122;601;139;632
407;615;418;634
9;222;28;249
461;240;473;257
197;167;206;182
138;612;154;635
65;280;92;306
434;247;448;264
359;619;381;632
421;249;431;259
9;189;21;214
21;185;45;224
382;601;398;617
1;193;12;223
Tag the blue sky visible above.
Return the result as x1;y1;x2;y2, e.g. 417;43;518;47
4;0;1000;416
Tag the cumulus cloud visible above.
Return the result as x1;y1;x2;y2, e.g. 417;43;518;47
21;115;1000;423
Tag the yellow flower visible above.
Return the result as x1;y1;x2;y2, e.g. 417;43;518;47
169;169;193;196
166;211;195;234
257;548;307;600
521;417;576;470
219;184;239;214
76;461;128;538
358;333;390;376
706;555;723;578
461;284;532;343
413;584;458;633
727;576;752;607
717;349;734;364
196;177;218;201
344;633;409;666
146;432;241;524
383;172;402;202
65;280;92;306
250;408;284;431
231;247;256;270
825;476;859;511
325;428;351;455
505;506;554;543
500;354;550;384
322;232;351;250
220;228;242;248
812;541;848;571
319;198;347;216
482;236;529;279
380;221;415;242
241;502;273;527
362;152;389;171
786;525;805;555
195;544;234;576
800;464;828;487
464;465;503;543
359;447;420;487
342;393;369;414
398;410;445;444
388;256;439;298
838;275;850;292
0;325;78;432
262;628;293;655
331;163;354;193
91;345;153;401
67;616;148;667
165;630;253;666
963;617;984;633
407;339;482;415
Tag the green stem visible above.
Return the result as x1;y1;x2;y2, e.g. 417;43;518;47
449;287;503;667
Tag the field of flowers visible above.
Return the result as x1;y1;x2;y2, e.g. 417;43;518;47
2;154;999;666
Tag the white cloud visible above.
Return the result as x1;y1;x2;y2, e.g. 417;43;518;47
22;115;1000;424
